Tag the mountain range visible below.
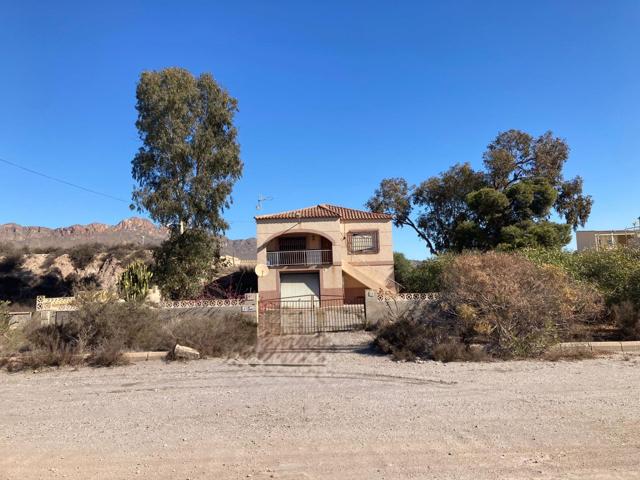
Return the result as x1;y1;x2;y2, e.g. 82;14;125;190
0;218;257;260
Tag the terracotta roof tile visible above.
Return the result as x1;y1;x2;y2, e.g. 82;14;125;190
255;204;392;221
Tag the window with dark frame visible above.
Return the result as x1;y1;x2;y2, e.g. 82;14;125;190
347;231;379;254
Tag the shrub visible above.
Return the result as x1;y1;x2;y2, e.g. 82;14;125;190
373;316;486;362
23;321;84;365
86;340;128;367
1;298;173;371
522;247;640;308
374;318;440;361
612;301;640;340
440;252;604;358
1;297;258;370
67;243;105;269
168;312;257;358
71;296;172;352
106;243;141;262
0;253;24;274
42;253;59;270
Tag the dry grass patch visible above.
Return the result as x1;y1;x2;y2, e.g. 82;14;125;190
168;313;257;358
542;347;597;362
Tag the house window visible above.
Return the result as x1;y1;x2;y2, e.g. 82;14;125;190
347;231;379;254
279;236;306;251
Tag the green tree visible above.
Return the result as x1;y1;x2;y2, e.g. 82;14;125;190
131;68;242;298
367;130;592;253
153;230;220;300
393;252;451;292
393;252;413;291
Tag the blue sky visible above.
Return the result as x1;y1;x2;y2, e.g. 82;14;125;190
1;1;639;259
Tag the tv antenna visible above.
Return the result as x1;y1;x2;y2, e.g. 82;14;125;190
256;194;273;211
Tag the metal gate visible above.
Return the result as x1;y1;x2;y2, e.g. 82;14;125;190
259;295;366;335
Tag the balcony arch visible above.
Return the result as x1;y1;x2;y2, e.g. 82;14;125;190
258;229;337;251
259;231;336;268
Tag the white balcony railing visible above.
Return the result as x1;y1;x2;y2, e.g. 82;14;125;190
266;249;332;267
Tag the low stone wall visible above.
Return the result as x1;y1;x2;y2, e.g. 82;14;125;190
31;293;259;326
156;294;258;325
364;289;439;326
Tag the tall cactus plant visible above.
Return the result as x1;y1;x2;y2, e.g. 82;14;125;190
119;261;153;302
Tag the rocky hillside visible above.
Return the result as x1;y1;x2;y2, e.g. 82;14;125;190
0;245;152;308
0;218;256;259
0;218;257;307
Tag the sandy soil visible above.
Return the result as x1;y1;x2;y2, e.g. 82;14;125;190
1;332;639;480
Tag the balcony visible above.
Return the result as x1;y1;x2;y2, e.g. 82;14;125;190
267;249;332;267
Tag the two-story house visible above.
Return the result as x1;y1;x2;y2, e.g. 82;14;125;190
576;229;640;251
255;204;397;303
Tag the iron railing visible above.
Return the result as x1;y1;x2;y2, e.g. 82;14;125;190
259;295;365;335
266;249;332;267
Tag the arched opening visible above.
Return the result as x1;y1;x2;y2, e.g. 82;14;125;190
265;232;333;267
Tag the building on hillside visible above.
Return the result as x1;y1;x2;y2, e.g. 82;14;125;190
576;229;640;251
255;204;396;303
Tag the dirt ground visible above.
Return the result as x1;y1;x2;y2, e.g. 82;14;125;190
1;332;639;480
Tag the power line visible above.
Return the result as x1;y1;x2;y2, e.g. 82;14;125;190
0;156;129;204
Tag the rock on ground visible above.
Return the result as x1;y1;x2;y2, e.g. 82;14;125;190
172;344;200;360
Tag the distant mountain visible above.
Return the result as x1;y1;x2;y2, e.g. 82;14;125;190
0;218;257;260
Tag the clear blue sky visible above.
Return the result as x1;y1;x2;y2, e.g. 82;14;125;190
1;1;639;259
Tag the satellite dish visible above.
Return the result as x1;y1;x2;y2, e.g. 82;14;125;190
254;264;269;277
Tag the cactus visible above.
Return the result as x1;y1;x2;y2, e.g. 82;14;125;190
119;261;153;302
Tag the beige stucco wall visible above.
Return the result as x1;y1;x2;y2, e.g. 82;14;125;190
576;230;640;251
339;219;394;264
256;217;395;299
576;231;597;251
340;219;395;293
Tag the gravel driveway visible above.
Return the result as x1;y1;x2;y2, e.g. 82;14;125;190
1;332;639;479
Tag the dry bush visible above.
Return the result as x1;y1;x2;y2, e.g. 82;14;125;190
1;298;171;371
168;313;257;358
612;301;640;340
3;300;258;370
86;340;129;367
441;252;604;358
67;243;105;269
71;296;173;352
374;317;489;362
1;348;81;372
0;253;24;274
12;321;85;370
374;318;441;361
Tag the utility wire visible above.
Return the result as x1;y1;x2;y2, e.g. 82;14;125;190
0;156;129;203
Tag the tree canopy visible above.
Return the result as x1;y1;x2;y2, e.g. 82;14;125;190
367;130;592;254
131;67;242;234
